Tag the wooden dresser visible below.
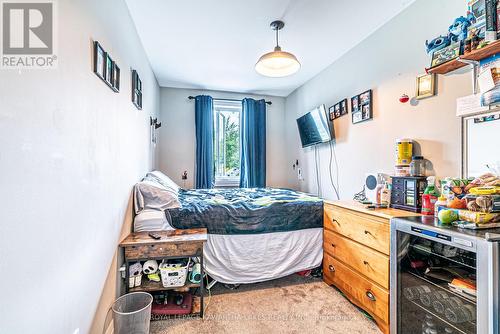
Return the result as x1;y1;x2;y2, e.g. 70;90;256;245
323;200;420;334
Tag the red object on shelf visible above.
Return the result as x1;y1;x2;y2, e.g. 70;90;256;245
151;293;193;316
399;94;410;103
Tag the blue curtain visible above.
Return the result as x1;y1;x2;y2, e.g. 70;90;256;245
194;95;214;189
240;98;266;188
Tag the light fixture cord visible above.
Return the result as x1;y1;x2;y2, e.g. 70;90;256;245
275;28;279;48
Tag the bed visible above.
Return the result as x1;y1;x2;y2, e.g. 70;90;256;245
133;172;323;284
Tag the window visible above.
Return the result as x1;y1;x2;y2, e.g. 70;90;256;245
213;100;241;187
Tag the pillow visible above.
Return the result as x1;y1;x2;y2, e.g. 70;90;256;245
134;179;180;214
134;209;174;232
145;170;181;193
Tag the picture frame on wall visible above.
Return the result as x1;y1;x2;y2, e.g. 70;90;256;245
330;98;349;120
93;40;120;93
328;105;335;121
112;64;120;92
351;95;360;113
334;103;341;118
339;98;348;117
351;89;373;124
93;41;106;80
105;54;113;86
415;73;435;99
132;69;143;110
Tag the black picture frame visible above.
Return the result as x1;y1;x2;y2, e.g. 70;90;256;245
132;69;143;110
328;105;335;121
112;64;120;92
351;95;360;113
330;98;349;120
105;54;113;86
93;41;119;93
340;99;347;115
93;41;106;80
351;89;373;124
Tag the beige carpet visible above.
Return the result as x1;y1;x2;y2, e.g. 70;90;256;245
150;274;382;334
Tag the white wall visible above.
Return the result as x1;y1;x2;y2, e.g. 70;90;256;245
0;1;159;333
158;87;289;188
285;0;471;199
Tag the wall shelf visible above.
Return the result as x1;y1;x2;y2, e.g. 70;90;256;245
427;40;500;75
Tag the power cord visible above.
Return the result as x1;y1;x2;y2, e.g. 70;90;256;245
314;145;321;197
328;140;340;200
353;186;368;203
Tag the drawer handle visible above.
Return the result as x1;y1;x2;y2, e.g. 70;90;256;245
331;243;336;248
366;290;376;302
328;265;335;272
363;260;370;267
364;230;372;236
332;219;340;226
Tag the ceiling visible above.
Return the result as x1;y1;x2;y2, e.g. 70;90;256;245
126;0;416;97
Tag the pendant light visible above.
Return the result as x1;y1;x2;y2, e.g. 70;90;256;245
255;20;300;77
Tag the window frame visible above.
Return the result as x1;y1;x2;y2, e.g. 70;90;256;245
213;100;241;188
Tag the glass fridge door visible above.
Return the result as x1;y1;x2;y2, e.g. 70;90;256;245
396;231;477;334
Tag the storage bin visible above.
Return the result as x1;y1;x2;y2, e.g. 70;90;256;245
159;259;189;288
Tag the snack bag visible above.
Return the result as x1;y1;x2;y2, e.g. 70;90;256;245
441;178;473;200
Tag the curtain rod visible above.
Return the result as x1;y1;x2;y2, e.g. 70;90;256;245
188;96;272;105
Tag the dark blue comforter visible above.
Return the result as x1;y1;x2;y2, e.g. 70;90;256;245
168;188;323;235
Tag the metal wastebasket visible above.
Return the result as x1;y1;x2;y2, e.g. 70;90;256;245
111;292;153;334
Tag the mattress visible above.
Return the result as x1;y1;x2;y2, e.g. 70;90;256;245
168;187;323;234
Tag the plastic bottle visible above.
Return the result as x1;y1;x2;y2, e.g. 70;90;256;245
375;182;384;206
434;195;448;217
380;182;391;206
422;176;439;215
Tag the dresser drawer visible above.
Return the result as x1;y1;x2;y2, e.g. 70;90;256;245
324;205;390;255
323;229;389;289
323;253;389;323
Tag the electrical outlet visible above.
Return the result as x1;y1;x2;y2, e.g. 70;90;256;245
297;168;304;181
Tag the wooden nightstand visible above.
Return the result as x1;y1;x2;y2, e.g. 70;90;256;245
119;228;208;318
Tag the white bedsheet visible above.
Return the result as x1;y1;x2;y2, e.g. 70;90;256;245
203;228;323;284
134;211;323;284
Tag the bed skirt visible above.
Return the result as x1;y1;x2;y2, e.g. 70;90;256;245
203;228;323;284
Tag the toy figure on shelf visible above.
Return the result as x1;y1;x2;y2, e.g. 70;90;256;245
143;259;161;282
449;16;473;42
425;35;451;54
466;11;477;25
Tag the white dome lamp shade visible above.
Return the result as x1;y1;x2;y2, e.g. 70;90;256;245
255;20;300;77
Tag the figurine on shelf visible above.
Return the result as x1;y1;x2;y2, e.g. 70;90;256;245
449;16;473;43
143;259;161;282
425;35;451;55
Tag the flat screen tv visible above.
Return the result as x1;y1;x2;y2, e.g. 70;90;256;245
296;104;333;148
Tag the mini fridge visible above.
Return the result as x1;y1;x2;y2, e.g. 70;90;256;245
390;216;500;334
